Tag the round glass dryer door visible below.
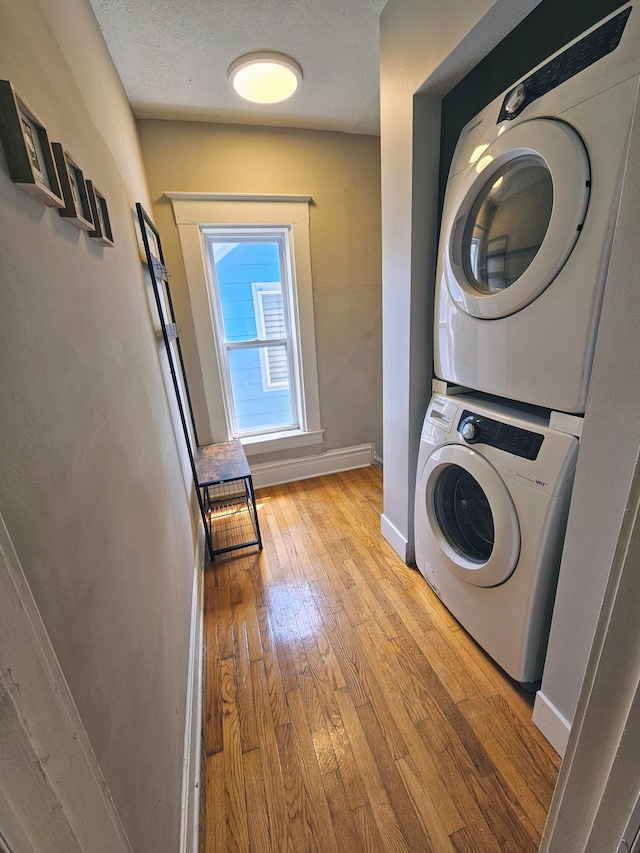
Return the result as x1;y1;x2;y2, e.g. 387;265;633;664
462;155;553;293
445;118;590;319
423;444;520;587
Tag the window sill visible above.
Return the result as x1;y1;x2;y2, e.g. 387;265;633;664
241;429;324;457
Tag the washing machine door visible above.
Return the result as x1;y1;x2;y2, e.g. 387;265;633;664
421;444;520;587
445;118;590;319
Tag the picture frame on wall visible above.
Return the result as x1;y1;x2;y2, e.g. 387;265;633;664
0;80;64;207
86;180;114;247
51;142;94;230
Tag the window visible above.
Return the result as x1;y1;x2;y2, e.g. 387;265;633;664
167;194;322;454
206;231;298;436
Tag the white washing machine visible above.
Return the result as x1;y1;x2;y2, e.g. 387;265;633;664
414;394;578;683
434;5;640;413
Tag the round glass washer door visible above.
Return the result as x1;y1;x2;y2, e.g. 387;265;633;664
423;444;520;587
445;118;590;319
433;464;495;563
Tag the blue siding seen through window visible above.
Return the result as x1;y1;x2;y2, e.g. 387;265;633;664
228;347;293;430
217;242;280;342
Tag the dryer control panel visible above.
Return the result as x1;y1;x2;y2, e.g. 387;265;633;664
498;6;631;121
458;410;544;460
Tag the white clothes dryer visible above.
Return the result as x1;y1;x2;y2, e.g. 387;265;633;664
434;5;640;413
414;394;578;684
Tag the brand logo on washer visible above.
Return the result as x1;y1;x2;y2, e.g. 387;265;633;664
517;473;548;487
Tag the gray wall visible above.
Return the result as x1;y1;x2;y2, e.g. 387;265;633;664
137;119;383;461
0;0;198;849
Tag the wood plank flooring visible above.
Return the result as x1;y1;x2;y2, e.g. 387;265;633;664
199;466;560;852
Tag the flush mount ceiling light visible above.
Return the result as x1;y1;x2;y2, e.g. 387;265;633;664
228;52;303;104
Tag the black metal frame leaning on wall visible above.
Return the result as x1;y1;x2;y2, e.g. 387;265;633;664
135;202;216;561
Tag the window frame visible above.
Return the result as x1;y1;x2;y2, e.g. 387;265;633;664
166;193;323;455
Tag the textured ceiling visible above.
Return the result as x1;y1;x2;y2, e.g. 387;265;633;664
89;0;387;135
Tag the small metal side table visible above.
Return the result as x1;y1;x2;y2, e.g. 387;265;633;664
194;440;262;559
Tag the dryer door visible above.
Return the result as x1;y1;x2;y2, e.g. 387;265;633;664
420;444;520;587
445;118;590;319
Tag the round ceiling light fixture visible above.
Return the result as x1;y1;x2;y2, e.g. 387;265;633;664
228;51;303;104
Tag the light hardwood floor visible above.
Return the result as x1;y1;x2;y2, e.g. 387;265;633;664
199;466;561;852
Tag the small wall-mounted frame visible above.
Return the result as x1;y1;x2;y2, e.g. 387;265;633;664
51;142;94;230
0;80;64;207
86;180;114;247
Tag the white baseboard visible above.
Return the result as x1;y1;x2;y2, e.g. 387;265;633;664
380;513;410;563
250;443;375;489
533;690;571;757
180;524;206;853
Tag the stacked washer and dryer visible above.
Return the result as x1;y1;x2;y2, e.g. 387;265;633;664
414;5;639;685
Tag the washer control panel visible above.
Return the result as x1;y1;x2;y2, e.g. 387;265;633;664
458;410;544;460
498;6;631;122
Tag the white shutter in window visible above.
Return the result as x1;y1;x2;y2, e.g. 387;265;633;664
259;291;288;386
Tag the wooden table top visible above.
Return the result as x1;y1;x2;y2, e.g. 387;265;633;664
194;440;251;486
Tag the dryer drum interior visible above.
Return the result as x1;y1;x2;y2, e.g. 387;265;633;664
461;154;554;294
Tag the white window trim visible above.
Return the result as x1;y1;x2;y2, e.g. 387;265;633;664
166;193;322;454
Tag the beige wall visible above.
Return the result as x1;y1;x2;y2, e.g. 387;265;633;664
0;0;198;849
137;120;383;459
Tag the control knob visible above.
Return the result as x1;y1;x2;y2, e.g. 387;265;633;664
504;82;528;118
460;418;478;443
